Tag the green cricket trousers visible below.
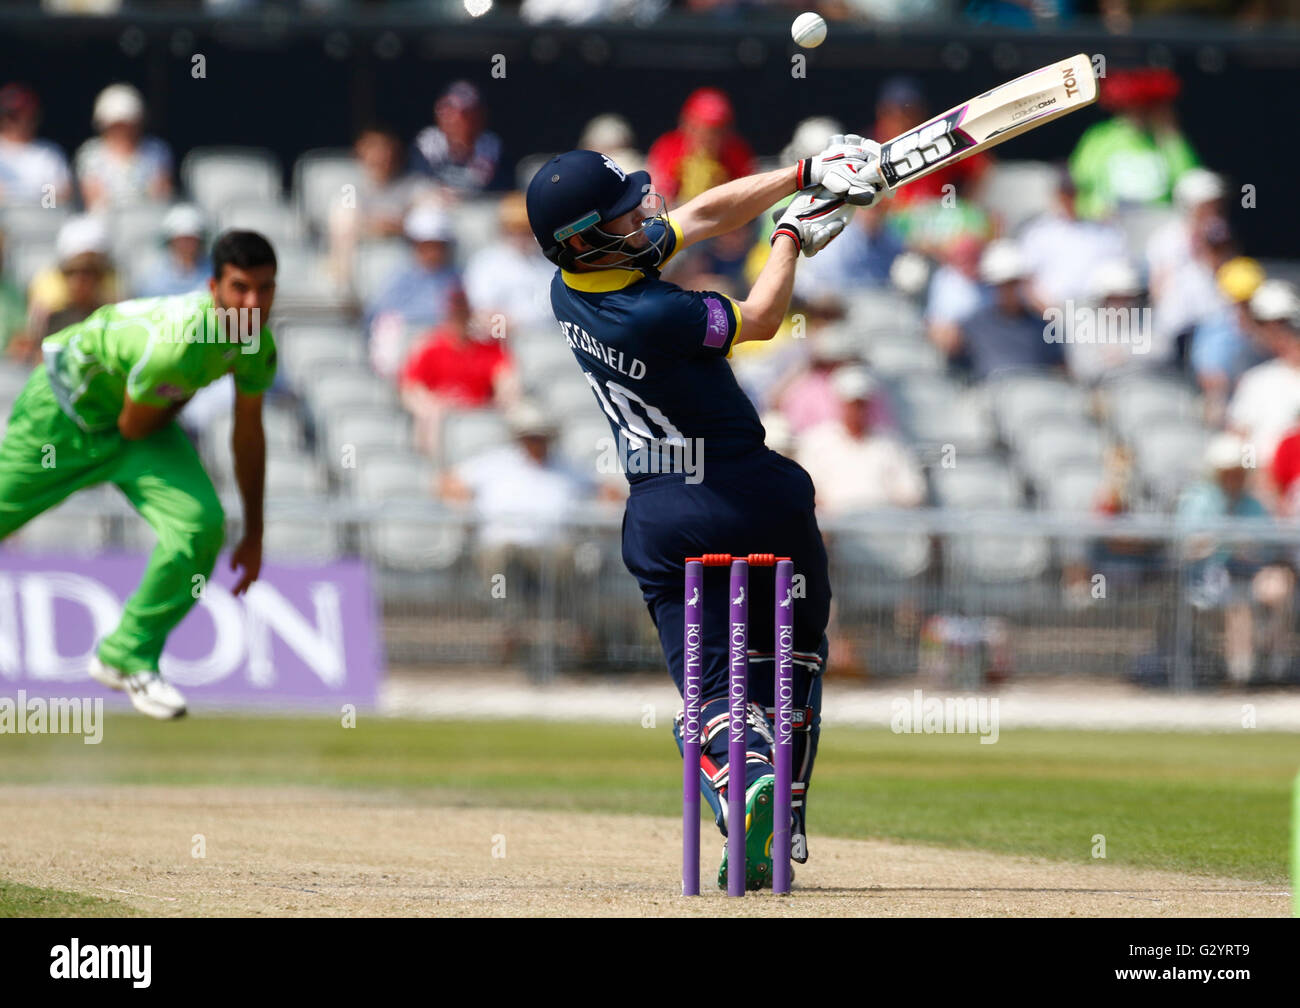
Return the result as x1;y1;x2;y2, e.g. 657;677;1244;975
0;366;225;671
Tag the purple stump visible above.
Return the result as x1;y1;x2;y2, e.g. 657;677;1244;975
773;559;794;894
682;560;704;896
728;557;748;897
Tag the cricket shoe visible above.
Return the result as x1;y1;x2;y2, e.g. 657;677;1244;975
717;773;777;892
91;657;186;720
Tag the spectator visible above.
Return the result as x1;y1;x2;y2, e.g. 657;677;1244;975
400;286;517;457
578;114;644;175
1151;211;1235;366
1190;256;1267;426
774;321;900;436
1147;168;1226;304
1064;259;1149;385
22;214;117;363
0;231;27;359
411;81;503;197
645;88;756;205
798;365;926;515
924;234;987;359
367;205;460;379
794;200;904;304
732;295;842;414
0;83;72;207
74;83;172;212
1069;67;1199;220
1227;282;1300;465
328;125;437;286
133;203;210;298
1018;168;1126;314
948;241;1065;380
463;192;556;335
1176;433;1292;686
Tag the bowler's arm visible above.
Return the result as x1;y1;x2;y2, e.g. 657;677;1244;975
118;394;192;440
229;390;265;595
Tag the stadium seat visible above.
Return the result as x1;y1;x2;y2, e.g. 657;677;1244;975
979;160;1060;234
324;408;412;463
833;527;931;580
891;372;996;454
274;246;345;305
308;371;399;417
352;240;413;304
1015;416;1107;485
865;335;943;375
218;198;305;248
511;336;574;385
441;408;511;467
545;373;600;420
4;240;54;288
293;148;358;236
263;511;343;562
450;197;504;263
108;204;169;265
559;417;617;475
1039;461;1107;514
1100;373;1201;439
1133;419;1211;504
844;289;923;335
0;361;31;405
988;373;1090;447
368;511;467;572
931;458;1024;509
276;324;367;382
0;205;68;246
946;532;1051;583
264;454;328;496
182;147;281;218
350;450;435;502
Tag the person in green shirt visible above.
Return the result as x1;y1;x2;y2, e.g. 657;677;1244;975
0;230;279;719
1069;67;1200;220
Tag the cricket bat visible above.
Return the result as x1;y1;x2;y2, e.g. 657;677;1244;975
875;53;1098;194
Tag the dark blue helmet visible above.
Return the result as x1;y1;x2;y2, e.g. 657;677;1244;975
526;150;669;272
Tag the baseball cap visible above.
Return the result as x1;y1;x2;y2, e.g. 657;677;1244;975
404;205;454;243
1216;257;1264;304
437;81;482;113
979;240;1027;285
1173;168;1226;210
1090;260;1143;300
92;83;144;129
681;88;733;128
162;203;205;240
831;365;876;403
0;83;37;118
1205;433;1247;472
1250;279;1300;323
56;214;109;262
506;400;557;438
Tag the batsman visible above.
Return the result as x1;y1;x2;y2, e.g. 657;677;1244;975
526;137;881;889
0;231;278;720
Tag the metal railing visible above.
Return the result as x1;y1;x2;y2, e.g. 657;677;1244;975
14;497;1297;691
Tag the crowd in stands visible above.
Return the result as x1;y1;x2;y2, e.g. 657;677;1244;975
2;65;1300;681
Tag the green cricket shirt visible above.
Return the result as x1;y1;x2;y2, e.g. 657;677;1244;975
40;291;277;433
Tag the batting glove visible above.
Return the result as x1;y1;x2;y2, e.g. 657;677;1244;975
771;189;855;258
797;134;883;207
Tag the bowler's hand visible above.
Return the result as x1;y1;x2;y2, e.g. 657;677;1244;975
229;536;263;596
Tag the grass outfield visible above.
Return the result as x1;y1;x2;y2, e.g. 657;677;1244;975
1;714;1296;884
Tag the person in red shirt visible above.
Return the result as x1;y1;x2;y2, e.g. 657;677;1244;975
400;285;518;458
645;88;756;205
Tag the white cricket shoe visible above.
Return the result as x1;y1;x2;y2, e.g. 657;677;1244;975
124;671;187;720
91;657;187;719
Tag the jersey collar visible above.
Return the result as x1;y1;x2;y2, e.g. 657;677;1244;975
560;266;647;292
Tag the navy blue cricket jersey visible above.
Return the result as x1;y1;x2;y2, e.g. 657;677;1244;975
548;217;765;482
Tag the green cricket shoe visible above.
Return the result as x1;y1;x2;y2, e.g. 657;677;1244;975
717;773;776;892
